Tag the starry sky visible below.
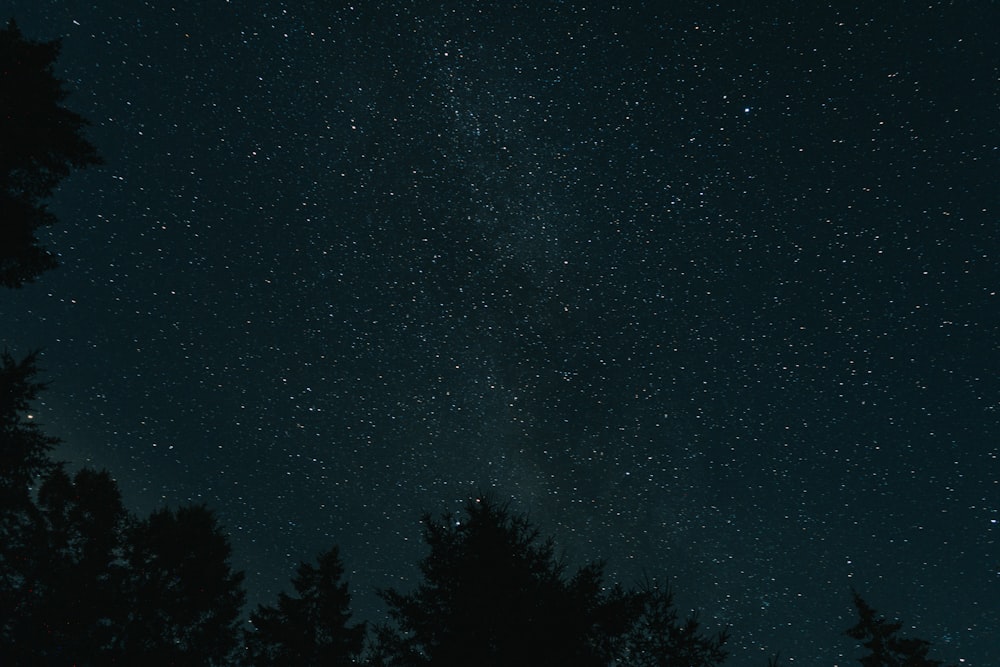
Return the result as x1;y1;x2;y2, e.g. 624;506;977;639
3;1;998;664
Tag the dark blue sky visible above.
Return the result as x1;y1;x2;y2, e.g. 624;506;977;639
4;1;998;663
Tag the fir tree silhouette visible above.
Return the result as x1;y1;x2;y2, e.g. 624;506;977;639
0;350;60;662
619;578;729;666
376;493;728;667
0;19;102;287
377;495;633;666
30;467;131;662
845;591;956;667
119;504;246;665
244;545;365;666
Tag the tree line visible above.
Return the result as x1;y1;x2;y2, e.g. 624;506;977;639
0;18;959;666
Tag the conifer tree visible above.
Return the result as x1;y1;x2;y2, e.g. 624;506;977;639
620;579;729;667
245;546;365;666
378;495;640;667
0;349;59;662
120;504;246;665
845;591;955;667
30;467;131;662
0;19;102;287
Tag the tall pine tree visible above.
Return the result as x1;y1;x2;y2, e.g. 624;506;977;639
619;579;729;667
0;19;102;287
245;546;365;666
119;504;246;665
30;467;131;663
377;495;640;667
0;349;59;663
845;591;955;667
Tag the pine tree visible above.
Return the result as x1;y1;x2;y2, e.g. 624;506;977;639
245;546;365;666
845;591;955;667
120;504;246;665
620;579;729;667
30;466;131;663
0;349;59;488
0;18;102;287
378;495;640;667
0;348;59;662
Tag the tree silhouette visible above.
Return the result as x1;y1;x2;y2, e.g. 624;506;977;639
845;591;955;667
377;494;643;667
29;466;131;663
119;504;246;665
620;579;729;667
1;22;98;645
0;347;130;665
0;363;250;665
0;18;101;287
244;545;365;666
0;349;59;488
0;348;60;662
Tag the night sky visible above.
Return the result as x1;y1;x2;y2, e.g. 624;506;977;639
3;1;998;664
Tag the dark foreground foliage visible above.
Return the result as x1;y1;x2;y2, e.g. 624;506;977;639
373;495;725;667
0;19;102;288
244;546;365;666
0;354;961;665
